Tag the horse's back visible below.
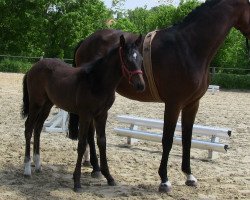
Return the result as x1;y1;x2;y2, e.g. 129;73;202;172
75;29;139;66
28;58;75;79
26;59;78;106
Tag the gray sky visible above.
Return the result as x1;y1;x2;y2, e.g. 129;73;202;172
102;0;181;10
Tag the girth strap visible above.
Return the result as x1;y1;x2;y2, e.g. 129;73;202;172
143;30;162;101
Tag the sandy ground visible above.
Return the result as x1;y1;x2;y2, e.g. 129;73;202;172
0;72;249;200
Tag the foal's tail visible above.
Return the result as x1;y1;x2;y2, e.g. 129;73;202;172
21;73;29;118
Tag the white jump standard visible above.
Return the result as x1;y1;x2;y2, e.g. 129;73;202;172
115;115;231;159
43;109;68;133
208;85;220;94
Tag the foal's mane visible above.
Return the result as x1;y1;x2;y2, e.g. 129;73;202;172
82;46;119;75
176;0;223;27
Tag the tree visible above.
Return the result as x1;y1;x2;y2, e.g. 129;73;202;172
172;0;201;24
147;5;176;31
111;0;126;19
0;0;49;56
0;0;111;58
44;0;111;58
126;8;150;34
211;29;250;74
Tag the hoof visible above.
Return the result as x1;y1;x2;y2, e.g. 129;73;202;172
91;171;102;179
185;174;198;187
24;174;31;178
108;180;117;186
82;161;91;167
185;180;198;187
35;167;42;173
158;182;172;193
73;187;83;193
67;132;78;140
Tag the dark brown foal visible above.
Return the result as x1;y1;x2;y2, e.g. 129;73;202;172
21;35;145;191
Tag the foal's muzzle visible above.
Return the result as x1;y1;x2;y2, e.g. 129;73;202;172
130;74;145;92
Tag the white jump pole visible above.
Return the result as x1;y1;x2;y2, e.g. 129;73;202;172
116;115;231;138
115;128;228;153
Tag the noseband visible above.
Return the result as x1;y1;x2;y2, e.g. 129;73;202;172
119;47;143;84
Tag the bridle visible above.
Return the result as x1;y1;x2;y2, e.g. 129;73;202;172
119;47;143;84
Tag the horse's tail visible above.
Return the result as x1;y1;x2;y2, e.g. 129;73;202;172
72;39;84;67
67;40;83;140
21;73;29;118
67;113;79;140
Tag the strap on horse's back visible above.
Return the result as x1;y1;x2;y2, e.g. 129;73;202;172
143;30;162;101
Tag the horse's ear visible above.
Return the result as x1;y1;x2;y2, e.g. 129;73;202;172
135;34;142;47
120;35;126;48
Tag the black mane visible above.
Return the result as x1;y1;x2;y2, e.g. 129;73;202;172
82;46;119;75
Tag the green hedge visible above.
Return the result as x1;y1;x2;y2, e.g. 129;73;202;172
0;59;249;90
211;73;250;89
0;59;31;73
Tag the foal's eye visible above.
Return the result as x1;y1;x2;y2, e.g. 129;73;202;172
133;52;137;59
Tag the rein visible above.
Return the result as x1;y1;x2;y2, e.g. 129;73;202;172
119;47;143;84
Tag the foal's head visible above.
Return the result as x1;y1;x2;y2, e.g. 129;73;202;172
119;35;145;92
234;0;250;39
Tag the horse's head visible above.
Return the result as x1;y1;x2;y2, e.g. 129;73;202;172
119;34;145;92
234;0;250;39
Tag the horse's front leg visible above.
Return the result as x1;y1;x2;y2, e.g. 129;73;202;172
94;112;116;186
73;116;90;192
158;103;181;193
181;101;199;187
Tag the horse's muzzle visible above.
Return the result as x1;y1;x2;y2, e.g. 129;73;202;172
131;74;145;92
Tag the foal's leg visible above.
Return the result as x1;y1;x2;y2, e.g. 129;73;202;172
73;116;90;192
94;112;116;186
33;102;53;172
158;103;181;192
87;120;101;178
24;104;41;176
181;101;199;187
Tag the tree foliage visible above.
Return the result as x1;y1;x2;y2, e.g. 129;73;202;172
0;0;111;58
111;0;249;74
0;0;249;76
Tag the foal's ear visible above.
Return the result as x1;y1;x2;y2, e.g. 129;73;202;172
135;34;142;47
120;35;126;48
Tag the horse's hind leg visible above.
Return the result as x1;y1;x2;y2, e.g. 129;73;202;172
94;112;116;186
181;101;199;187
24;104;41;176
87;120;101;178
33;102;53;172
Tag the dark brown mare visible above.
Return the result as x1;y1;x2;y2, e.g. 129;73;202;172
21;35;145;191
68;0;250;193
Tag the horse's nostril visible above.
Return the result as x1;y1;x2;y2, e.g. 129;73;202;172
136;83;145;92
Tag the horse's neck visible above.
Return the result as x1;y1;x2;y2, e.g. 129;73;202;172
178;6;235;66
92;52;122;92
